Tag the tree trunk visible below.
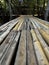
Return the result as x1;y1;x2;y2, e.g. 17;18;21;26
45;0;49;21
8;0;12;20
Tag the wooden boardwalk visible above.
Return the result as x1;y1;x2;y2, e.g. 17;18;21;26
0;15;49;65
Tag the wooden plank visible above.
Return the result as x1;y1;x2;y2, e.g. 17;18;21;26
0;20;18;43
39;29;49;46
34;29;49;61
0;32;20;65
0;31;17;63
33;18;49;34
27;31;37;65
34;17;49;28
14;30;26;65
31;30;49;65
19;22;25;30
30;18;49;46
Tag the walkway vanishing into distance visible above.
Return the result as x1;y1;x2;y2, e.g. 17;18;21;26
0;15;49;65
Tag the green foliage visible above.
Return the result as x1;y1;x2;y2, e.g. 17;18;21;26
0;0;48;15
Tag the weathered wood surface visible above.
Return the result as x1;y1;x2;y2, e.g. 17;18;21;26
14;30;26;65
26;31;37;65
0;15;49;65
